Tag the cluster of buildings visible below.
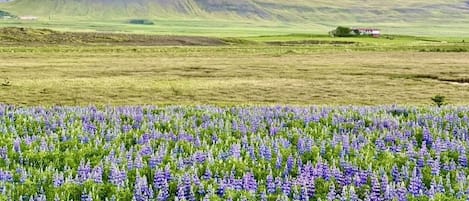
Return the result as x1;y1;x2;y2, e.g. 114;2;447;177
18;16;38;20
351;27;381;37
0;15;38;20
330;26;381;38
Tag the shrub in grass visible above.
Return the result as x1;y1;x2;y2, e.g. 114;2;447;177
431;95;446;107
128;19;155;25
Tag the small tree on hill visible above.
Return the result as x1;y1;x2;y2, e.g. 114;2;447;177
431;95;446;107
332;26;353;37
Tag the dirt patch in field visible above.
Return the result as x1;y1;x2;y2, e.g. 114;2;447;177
265;40;357;46
0;27;226;46
437;77;469;84
345;72;469;86
392;74;469;85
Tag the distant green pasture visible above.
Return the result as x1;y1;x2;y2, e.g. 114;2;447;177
1;18;469;37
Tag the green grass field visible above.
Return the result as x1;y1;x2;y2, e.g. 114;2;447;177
0;31;468;106
2;18;469;37
2;0;469;37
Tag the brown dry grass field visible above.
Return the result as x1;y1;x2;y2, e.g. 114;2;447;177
0;44;468;106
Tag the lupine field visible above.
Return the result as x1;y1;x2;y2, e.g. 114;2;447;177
0;105;469;201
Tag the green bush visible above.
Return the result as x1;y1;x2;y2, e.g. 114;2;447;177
431;95;446;107
0;10;15;18
128;19;155;25
331;26;353;37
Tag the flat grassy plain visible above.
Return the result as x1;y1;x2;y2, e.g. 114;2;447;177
2;0;469;37
0;31;468;106
2;18;469;37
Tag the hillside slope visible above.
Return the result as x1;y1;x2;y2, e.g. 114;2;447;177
1;0;469;36
1;0;469;22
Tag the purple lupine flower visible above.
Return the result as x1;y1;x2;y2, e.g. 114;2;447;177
193;151;207;164
459;149;468;167
334;169;345;187
164;164;172;182
187;186;196;201
436;177;445;193
217;180;226;197
184;175;195;201
417;155;425;168
328;183;336;201
262;144;272;161
427;183;436;199
33;193;47;201
149;154;163;168
267;173;276;194
18;168;27;184
375;139;386;152
282;177;291;196
203;168;212;181
134;174;154;201
383;184;394;201
81;191;93;201
0;147;8;160
370;175;381;201
409;168;422;196
127;153;133;171
193;174;201;187
77;161;91;183
13;138;21;153
260;190;268;201
276;155;283;170
299;182;309;201
242;172;257;193
286;155;294;172
53;172;64;187
353;174;362;187
0;170;13;183
442;161;451;172
247;145;256;160
134;154;144;169
339;187;347;201
431;157;440;176
140;144;153;156
233;178;243;190
358;170;368;186
154;169;167;190
92;165;103;184
156;180;169;201
198;181;207;196
177;180;186;200
109;165;125;187
396;182;407;201
380;173;389;192
230;144;241;159
422;129;433;148
292;186;301;201
306;178;315;198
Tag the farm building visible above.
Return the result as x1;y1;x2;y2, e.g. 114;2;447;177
330;26;381;38
0;10;14;19
19;16;38;20
351;28;381;37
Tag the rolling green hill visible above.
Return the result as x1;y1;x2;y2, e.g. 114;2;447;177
1;0;469;36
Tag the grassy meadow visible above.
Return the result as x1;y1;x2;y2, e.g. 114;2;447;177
0;32;468;106
2;2;469;201
2;0;469;37
1;1;469;200
2;18;469;37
